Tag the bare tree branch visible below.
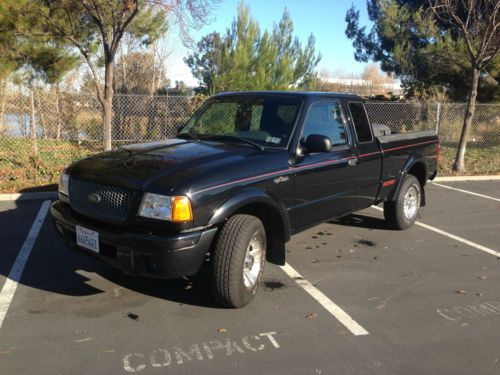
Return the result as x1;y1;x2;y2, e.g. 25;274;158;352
66;35;104;104
110;1;139;58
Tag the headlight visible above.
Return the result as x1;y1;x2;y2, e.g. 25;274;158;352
138;193;193;222
58;172;70;196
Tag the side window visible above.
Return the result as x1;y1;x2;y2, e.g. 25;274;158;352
302;102;347;147
348;102;372;142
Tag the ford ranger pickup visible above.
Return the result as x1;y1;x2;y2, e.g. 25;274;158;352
51;92;439;307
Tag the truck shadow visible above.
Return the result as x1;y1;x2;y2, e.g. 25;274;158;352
1;200;219;309
26;237;220;309
46;247;218;309
330;213;393;231
94;262;219;308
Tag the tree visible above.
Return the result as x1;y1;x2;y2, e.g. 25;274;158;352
39;1;165;151
362;64;390;85
429;0;500;172
168;80;189;96
345;0;499;101
185;32;225;95
361;63;395;95
215;3;262;92
270;9;321;89
22;0;218;151
114;51;168;95
0;0;79;153
186;3;321;94
114;14;171;95
0;2;18;129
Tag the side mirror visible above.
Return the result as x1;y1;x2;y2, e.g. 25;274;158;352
305;134;331;153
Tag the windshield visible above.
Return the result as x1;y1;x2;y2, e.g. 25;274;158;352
180;96;302;148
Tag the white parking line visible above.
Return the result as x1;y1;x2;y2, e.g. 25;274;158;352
432;182;500;202
280;262;369;336
371;206;500;258
0;200;51;330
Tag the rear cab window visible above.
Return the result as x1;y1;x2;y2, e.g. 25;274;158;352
348;102;373;143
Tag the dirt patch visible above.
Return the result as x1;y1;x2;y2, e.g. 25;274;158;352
263;280;286;291
356;239;377;247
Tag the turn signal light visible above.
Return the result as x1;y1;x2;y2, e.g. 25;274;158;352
171;196;193;222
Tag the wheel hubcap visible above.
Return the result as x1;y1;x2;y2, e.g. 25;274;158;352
243;233;264;290
403;185;419;221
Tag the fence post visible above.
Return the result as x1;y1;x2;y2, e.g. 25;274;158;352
435;102;441;134
0;79;6;129
29;85;38;157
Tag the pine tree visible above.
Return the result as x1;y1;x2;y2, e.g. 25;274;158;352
186;3;321;94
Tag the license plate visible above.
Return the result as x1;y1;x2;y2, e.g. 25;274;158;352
76;225;99;253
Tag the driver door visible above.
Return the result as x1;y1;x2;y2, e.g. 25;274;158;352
293;101;361;230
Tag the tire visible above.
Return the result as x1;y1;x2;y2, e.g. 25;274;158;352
384;175;421;230
212;214;266;308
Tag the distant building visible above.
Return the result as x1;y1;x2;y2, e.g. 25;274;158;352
320;78;403;97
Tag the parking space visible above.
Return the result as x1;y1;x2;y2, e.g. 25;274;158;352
420;182;500;250
0;201;46;288
0;181;499;374
433;180;500;200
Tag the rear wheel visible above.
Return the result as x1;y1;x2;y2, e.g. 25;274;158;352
384;175;421;230
212;214;266;308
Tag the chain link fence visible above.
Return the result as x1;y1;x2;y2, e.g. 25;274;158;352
0;93;498;192
365;102;500;175
365;102;500;147
0;93;198;149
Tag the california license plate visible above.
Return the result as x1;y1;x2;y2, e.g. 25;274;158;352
76;225;99;253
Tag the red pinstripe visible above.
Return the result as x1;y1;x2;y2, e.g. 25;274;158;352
381;139;438;153
192;139;438;195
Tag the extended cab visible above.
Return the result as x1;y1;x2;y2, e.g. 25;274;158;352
51;92;439;307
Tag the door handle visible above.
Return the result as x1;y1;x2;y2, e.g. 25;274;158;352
348;158;358;167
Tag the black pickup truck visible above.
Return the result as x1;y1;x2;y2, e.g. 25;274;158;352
51;92;439;307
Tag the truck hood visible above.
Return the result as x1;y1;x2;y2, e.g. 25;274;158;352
68;139;258;193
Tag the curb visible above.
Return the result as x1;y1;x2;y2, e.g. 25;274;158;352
0;192;58;202
434;175;500;182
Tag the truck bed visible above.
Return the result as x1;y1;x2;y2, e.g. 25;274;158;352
377;130;438;144
374;130;439;204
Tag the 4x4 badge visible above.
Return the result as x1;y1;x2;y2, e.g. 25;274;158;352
273;176;289;184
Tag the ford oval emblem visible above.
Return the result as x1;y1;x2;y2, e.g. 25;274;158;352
88;193;101;203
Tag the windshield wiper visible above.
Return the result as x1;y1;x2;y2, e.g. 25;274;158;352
201;135;264;151
177;132;199;141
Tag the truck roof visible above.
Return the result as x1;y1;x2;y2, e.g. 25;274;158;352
213;91;363;101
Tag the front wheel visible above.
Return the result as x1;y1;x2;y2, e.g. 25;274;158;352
384;175;421;230
212;214;266;308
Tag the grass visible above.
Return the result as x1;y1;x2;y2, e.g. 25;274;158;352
0;138;95;193
438;146;500;176
0;139;498;193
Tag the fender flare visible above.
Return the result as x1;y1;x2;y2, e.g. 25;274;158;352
207;188;291;242
389;156;428;206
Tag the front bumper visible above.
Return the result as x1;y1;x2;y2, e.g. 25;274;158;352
51;201;217;279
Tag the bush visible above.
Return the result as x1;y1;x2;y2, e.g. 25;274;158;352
0;138;94;192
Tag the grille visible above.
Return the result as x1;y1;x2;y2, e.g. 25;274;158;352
69;178;135;222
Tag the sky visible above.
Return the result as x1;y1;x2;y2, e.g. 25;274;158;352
165;0;372;86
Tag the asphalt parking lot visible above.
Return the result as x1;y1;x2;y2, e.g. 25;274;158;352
0;180;499;375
